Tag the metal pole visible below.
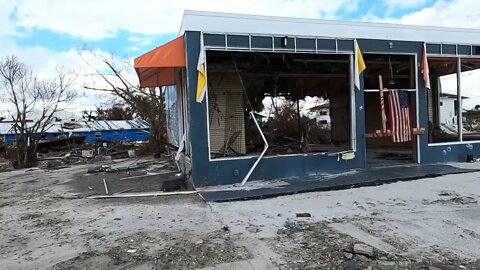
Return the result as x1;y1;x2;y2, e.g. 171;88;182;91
240;112;269;186
297;98;301;147
457;57;463;141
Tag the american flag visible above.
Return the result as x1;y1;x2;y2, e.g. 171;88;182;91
388;90;412;142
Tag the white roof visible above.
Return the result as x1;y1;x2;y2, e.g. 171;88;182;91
45;120;150;133
181;10;480;45
0;122;15;134
0;120;149;135
0;122;35;135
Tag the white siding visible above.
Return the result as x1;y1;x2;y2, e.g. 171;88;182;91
440;97;457;125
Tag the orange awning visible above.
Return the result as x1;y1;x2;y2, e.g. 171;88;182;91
134;35;186;88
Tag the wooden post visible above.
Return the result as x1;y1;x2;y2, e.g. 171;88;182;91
364;76;391;138
379;75;388;133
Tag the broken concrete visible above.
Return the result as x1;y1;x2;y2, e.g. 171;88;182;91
352;243;375;258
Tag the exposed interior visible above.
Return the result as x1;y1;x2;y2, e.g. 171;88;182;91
428;57;480;143
206;51;352;159
460;59;480;141
363;54;416;165
427;58;459;143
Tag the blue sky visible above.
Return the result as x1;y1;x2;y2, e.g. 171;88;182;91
3;0;442;57
0;0;479;115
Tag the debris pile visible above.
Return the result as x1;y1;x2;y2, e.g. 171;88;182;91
68;158;189;198
274;220;472;270
51;230;251;270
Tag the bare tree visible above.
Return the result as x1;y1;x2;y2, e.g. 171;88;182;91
82;104;133;121
80;51;167;156
0;55;76;168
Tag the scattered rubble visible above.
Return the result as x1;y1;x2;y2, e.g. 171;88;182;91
295;212;312;218
273;220;480;270
2;161;480;269
424;194;478;205
352;243;376;258
50;230;251;270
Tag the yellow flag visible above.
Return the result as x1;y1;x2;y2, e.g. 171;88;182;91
196;47;206;103
354;40;366;90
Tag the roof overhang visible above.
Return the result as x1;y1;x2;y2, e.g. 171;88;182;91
181;10;480;44
134;35;186;88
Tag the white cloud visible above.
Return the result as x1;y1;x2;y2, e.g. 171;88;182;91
384;0;429;9
126;36;153;52
0;0;360;116
383;0;429;16
128;36;152;47
393;0;480;28
4;0;480;116
363;0;480;30
0;0;17;36
9;0;358;40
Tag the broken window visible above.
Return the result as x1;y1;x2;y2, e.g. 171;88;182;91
206;51;352;159
460;59;480;141
427;58;459;143
428;57;480;143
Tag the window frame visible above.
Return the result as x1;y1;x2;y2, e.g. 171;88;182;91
205;49;356;161
427;55;480;146
362;52;420;163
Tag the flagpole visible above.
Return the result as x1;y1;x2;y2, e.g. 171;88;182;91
379;75;387;134
354;39;359;90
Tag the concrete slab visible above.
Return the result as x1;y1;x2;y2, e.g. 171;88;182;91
200;164;480;202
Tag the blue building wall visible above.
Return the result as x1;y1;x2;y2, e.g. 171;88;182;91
82;129;150;143
3;134;16;144
184;31;480;187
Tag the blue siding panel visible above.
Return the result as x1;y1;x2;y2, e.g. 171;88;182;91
1;129;150;145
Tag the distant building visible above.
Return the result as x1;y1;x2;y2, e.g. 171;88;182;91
308;102;331;128
439;93;459;125
0;120;150;144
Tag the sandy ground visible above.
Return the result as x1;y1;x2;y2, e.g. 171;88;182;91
1;160;480;269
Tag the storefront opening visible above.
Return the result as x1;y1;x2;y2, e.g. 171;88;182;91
205;51;353;159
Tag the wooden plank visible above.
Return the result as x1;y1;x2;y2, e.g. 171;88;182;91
365;129;392;138
87;190;199;199
412;128;426;135
379;75;388;133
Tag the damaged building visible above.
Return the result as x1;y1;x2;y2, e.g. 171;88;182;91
0;120;150;145
134;10;480;187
